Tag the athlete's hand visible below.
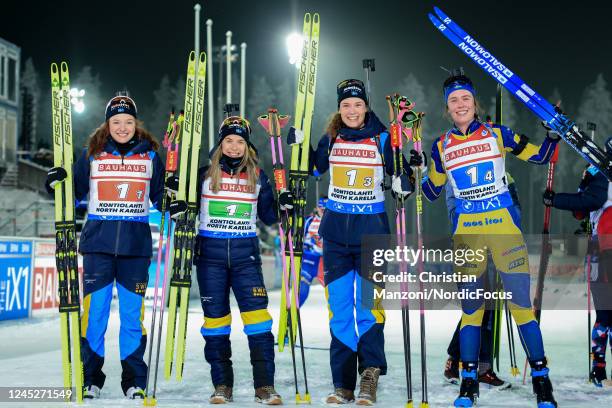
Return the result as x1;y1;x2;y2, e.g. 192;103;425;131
278;189;294;211
409;149;427;170
392;174;413;199
287;127;304;145
165;175;179;195
169;200;188;219
541;121;561;141
542;189;555;207
46;167;68;189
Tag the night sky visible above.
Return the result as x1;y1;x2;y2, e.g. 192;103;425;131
2;0;612;109
2;0;612;235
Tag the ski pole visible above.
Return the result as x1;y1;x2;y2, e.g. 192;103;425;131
586;223;594;383
387;94;415;407
522;143;560;384
362;59;375;110
409;109;428;408
144;111;181;406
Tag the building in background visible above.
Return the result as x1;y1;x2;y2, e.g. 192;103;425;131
0;37;20;168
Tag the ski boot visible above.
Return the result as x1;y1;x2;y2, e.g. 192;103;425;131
356;367;381;405
454;362;479;407
209;385;233;404
589;358;607;387
530;359;557;408
326;388;355;404
255;386;282;405
478;369;511;390
444;357;460;385
83;385;101;399
126;386;145;399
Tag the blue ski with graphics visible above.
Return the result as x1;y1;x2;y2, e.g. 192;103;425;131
428;7;612;181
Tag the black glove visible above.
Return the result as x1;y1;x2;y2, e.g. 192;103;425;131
541;121;561;141
287;127;304;146
165;175;179;194
169;200;188;219
46;167;67;189
278;190;294;211
542;189;555;207
409;149;427;170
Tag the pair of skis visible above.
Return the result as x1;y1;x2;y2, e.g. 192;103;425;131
164;51;207;383
428;6;612;181
143;111;183;405
51;62;84;403
386;94;428;408
258;12;320;405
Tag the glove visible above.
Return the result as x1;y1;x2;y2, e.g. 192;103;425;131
165;175;179;194
287;127;304;145
409;149;427;170
391;174;413;199
46;167;67;189
542;189;555;207
169;200;188;219
278;189;294;211
541;120;561;141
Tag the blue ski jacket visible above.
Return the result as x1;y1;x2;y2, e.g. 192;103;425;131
310;111;414;246
74;137;165;257
552;166;608;212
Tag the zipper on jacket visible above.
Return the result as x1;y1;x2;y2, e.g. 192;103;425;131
114;221;122;255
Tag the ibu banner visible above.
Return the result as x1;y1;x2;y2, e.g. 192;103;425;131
0;240;33;321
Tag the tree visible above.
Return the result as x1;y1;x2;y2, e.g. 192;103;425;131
144;75;174;140
246;75;277;176
577;74;612;140
488;87;518;129
71;66;104;149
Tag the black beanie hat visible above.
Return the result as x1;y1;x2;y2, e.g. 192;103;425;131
209;116;258;157
337;79;368;108
105;96;138;120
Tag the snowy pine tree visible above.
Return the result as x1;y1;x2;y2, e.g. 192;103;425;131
71;66;104;148
577;74;612;140
246;75;277;176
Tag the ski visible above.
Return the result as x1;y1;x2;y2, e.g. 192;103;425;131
276;12;320;404
164;51;206;381
144;111;182;406
428;7;612;181
51;61;84;402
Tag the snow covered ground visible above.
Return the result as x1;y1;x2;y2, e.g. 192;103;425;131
0;285;610;407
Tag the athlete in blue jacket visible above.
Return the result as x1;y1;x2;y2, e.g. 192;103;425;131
543;155;612;387
299;196;327;306
288;79;422;405
46;95;165;399
422;71;559;407
169;116;291;405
